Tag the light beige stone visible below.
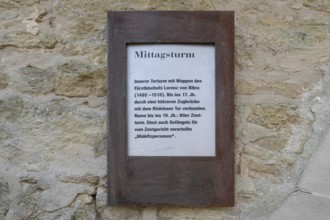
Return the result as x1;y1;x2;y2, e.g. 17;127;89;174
142;208;157;220
304;0;330;13
0;0;329;219
247;105;300;129
101;207;142;220
56;173;100;185
55;59;106;97
236;79;311;99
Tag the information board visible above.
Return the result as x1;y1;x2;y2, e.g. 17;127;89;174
107;11;235;207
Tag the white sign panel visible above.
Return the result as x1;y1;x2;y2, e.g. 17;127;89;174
127;44;215;156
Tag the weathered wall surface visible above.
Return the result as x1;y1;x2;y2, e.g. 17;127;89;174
0;0;329;219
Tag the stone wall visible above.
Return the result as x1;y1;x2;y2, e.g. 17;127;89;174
0;0;329;219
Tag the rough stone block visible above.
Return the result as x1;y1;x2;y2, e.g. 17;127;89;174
0;176;10;219
269;192;330;220
55;60;106;97
247;105;300;129
0;95;23;123
0;70;8;90
304;0;330;13
16;65;55;94
299;129;330;196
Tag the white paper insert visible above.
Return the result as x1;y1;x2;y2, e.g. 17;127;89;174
127;44;215;156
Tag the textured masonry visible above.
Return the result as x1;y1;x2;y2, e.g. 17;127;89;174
0;0;329;219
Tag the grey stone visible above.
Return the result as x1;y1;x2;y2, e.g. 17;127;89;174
96;186;107;212
0;67;8;90
269;192;330;220
37;208;74;220
0;95;23;123
4;185;42;220
299;129;330;196
72;194;98;220
0;176;10;220
93;136;106;158
16;65;55;94
37;183;81;212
